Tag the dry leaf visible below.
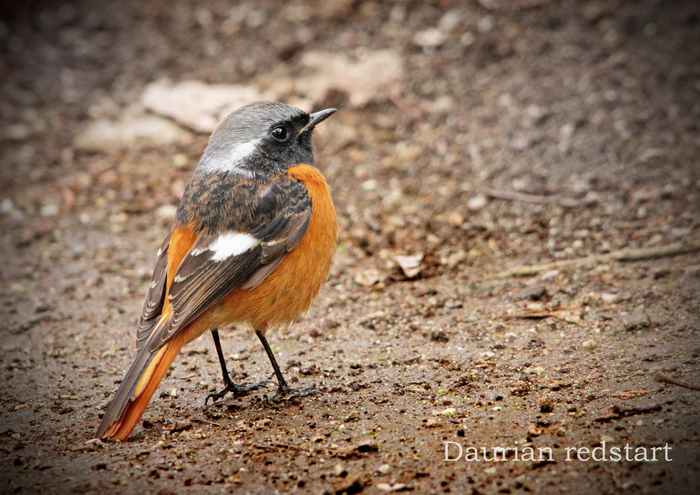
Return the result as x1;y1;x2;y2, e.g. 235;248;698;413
354;269;383;287
395;254;423;278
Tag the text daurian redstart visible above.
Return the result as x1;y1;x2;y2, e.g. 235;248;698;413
96;101;338;440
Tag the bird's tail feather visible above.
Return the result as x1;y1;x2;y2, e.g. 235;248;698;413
96;333;185;441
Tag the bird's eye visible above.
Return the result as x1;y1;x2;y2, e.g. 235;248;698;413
271;126;289;142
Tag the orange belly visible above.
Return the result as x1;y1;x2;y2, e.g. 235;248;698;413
181;164;337;341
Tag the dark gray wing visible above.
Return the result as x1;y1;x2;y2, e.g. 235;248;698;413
146;176;312;352
136;232;171;351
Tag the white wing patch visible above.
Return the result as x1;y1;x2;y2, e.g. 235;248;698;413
209;232;259;261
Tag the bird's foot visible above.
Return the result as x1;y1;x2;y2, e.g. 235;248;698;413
268;383;317;403
205;379;274;405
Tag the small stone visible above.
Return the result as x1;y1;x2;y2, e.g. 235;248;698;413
9;283;26;295
540;270;559;281
377;482;406;492
468;249;482;258
647;234;665;246
436;407;457;416
530;366;545;375
171;419;191;432
0;198;13;214
438;10;462;33
581;340;596;350
600;435;615;443
528;424;542;436
460;32;476;45
446;211;464;225
40;203;59;217
2;123;33;140
477;15;494;32
426;417;439;427
362;179;378;191
172;153;189;169
377;464;391;474
412;28;447;49
356;442;378;453
539;396;555;413
110;212;128;224
468;194;488;211
354;269;383;287
333;463;346;476
601;293;619;304
519;286;547;301
624;311;652;331
560;123;575;138
332;474;363;494
670;227;691;239
526;104;548;123
484;466;497;475
254;418;272;430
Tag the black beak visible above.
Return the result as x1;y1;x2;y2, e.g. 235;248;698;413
300;108;336;134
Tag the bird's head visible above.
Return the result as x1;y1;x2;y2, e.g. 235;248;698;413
196;101;336;177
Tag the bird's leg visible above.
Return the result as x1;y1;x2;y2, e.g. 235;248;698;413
255;329;316;402
205;328;273;404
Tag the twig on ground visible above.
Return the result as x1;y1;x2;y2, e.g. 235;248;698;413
192;417;220;427
613;389;651;398
496;307;581;323
484;188;582;207
486;241;700;279
595;403;662;422
654;371;700;391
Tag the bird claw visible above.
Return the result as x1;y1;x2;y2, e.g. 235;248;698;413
268;384;317;403
205;379;274;405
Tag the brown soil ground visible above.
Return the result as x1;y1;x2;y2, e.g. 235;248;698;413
1;1;699;494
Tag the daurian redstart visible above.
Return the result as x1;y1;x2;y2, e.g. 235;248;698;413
96;101;338;440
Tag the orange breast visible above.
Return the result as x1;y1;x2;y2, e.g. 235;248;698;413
185;164;338;339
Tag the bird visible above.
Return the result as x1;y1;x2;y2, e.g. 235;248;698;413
96;101;338;441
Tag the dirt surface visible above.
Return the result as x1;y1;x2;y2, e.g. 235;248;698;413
1;1;700;494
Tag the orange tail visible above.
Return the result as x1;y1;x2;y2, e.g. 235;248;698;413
96;332;185;440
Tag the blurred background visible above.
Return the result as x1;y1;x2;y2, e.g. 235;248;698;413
1;1;699;493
